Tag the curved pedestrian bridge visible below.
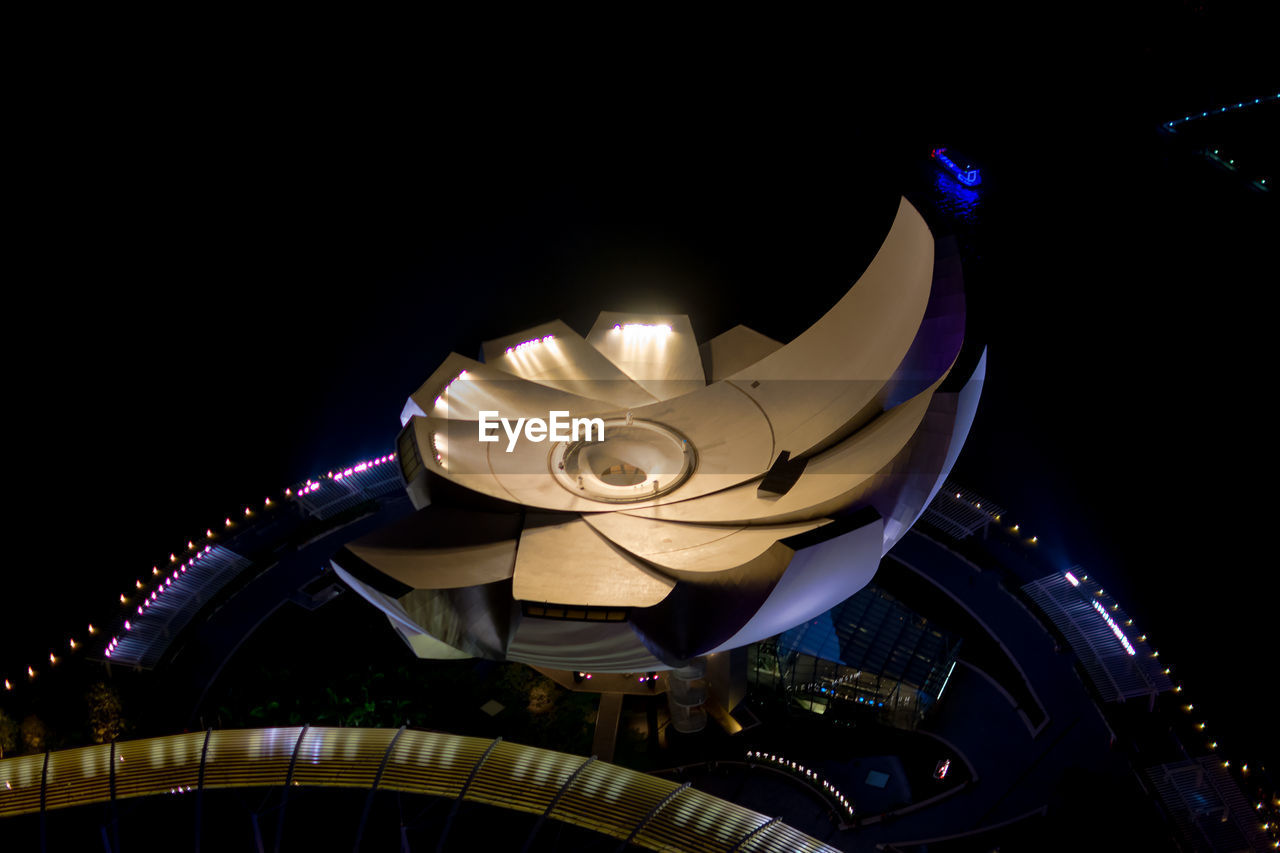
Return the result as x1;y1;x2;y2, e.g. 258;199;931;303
0;726;839;852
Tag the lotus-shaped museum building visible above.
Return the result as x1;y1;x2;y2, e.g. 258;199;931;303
332;197;985;686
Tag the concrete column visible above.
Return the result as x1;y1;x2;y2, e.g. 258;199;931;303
666;658;708;734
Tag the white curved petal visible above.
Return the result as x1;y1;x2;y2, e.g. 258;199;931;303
512;516;676;607
408;353;618;423
889;347;987;548
724;196;935;457
581;513;828;574
481;320;658;407
345;507;520;590
332;562;472;659
619;374;942;525
365;196;977;671
706;516;885;653
418;380;774;512
585;312;705;401
698;325;783;382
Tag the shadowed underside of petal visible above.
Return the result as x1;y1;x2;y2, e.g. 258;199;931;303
345;506;522;589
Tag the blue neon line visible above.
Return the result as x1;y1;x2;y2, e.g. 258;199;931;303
1162;92;1279;131
936;660;958;701
935;150;982;186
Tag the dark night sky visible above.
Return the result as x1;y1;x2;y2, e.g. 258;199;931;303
5;16;1276;768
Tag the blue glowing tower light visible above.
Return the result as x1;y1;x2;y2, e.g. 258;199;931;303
930;147;982;186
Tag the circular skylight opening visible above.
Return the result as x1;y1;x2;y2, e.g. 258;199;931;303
550;419;695;502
